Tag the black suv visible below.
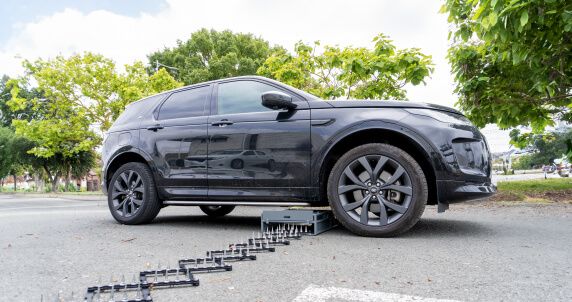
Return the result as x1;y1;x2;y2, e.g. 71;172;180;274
102;76;495;237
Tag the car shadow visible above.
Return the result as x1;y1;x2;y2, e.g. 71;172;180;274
152;214;261;230
402;217;495;238
150;214;493;238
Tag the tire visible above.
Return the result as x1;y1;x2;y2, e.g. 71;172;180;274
327;143;427;237
268;159;276;172
231;159;244;169
108;162;161;225
199;205;236;217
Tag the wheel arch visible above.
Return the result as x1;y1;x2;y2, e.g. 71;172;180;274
105;150;154;193
317;124;438;206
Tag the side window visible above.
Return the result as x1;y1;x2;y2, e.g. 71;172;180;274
217;81;281;115
158;86;210;120
114;94;164;126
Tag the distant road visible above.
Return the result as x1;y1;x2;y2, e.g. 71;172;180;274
492;172;560;183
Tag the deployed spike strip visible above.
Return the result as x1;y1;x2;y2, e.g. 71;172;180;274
80;227;306;302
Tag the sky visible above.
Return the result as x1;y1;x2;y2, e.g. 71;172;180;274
0;0;512;152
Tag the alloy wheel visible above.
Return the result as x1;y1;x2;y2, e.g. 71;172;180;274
111;170;145;218
337;155;413;226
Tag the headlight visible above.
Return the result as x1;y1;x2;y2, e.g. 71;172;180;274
404;108;472;125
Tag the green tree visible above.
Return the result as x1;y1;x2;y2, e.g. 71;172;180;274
7;52;182;191
10;53;182;132
1;75;45;128
148;28;277;85
257;34;433;100
510;128;572;169
0;127;35;191
442;0;572;132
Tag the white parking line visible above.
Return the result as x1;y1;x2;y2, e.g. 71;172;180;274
293;285;461;302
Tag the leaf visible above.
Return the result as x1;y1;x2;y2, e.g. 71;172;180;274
520;10;529;27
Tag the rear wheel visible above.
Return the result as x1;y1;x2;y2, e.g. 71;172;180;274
327;143;427;237
108;162;161;225
199;205;236;217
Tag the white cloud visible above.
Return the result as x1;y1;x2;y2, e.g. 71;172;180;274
0;1;512;151
0;0;452;102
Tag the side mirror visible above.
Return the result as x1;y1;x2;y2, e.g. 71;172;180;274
261;91;297;110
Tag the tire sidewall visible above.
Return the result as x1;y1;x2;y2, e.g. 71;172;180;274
327;143;427;237
200;205;235;217
108;162;159;224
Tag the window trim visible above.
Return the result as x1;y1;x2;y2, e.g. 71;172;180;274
153;84;213;121
211;78;308;116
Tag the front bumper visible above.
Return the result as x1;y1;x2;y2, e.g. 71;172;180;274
436;180;496;212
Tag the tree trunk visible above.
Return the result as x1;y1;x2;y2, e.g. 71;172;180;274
51;173;60;193
13;174;17;192
32;173;42;192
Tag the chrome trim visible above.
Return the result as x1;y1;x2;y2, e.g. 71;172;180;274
162;200;312;207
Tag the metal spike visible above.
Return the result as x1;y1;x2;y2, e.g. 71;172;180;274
122;284;128;301
109;285;115;302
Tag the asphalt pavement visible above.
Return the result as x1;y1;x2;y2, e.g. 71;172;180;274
0;194;570;302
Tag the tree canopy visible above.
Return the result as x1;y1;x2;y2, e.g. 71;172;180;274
257;34;433;100
147;28;278;85
442;0;572;132
6;52;182;191
511;129;572;169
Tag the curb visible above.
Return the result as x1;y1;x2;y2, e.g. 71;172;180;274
0;192;106;201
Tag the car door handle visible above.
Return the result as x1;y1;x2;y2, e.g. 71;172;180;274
211;119;234;127
146;124;164;131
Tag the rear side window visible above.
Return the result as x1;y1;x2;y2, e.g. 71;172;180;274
158;86;210;120
114;94;164;126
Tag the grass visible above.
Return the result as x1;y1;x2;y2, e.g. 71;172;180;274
493;178;572;203
497;178;572;192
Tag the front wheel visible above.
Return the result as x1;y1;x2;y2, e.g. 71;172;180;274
327;143;427;237
108;162;161;225
200;205;236;217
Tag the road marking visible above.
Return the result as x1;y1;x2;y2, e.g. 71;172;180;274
293;285;461;302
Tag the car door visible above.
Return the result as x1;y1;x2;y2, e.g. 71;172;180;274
140;85;211;200
207;79;312;201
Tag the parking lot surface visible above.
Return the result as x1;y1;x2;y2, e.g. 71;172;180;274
0;194;571;301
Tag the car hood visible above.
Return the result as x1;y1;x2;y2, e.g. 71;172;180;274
320;100;463;115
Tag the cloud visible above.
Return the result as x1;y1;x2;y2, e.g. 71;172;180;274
0;0;514;152
0;0;453;101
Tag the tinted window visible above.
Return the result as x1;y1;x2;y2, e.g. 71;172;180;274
158;86;210;120
217;81;279;115
114;94;164;126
